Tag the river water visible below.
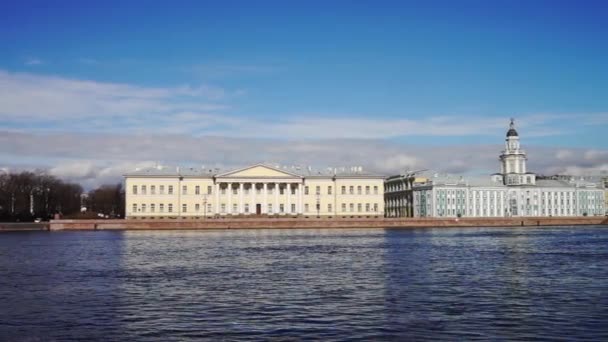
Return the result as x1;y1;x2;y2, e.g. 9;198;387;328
1;226;607;341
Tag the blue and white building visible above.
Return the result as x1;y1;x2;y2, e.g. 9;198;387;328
385;120;605;218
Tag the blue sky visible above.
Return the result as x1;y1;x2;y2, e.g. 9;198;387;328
0;0;607;185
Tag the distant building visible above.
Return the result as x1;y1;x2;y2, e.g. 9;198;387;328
385;119;605;218
124;163;385;218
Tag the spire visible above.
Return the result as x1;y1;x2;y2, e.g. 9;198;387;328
506;118;518;137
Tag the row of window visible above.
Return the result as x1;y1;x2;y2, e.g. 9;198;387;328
132;185;214;195
132;184;382;196
131;202;381;214
304;185;379;195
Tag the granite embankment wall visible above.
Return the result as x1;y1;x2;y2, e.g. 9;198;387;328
0;222;49;231
48;216;608;231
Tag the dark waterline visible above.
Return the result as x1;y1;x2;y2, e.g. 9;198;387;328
1;226;607;341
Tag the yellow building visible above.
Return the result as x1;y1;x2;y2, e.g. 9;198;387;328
124;163;385;218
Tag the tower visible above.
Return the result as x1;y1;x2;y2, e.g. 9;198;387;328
498;119;535;185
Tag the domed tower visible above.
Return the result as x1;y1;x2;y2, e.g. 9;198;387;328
498;119;536;185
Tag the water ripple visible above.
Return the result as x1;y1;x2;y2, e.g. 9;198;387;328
1;226;607;341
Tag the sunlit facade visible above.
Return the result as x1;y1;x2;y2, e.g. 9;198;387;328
125;164;385;218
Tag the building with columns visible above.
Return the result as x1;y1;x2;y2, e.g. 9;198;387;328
125;164;385;219
385;119;605;218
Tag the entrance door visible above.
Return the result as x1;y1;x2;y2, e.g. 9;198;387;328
256;204;262;215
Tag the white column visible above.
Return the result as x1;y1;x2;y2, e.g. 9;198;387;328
239;183;244;214
263;183;268;214
287;183;292;214
297;183;302;214
275;183;280;214
251;183;256;215
300;182;305;214
215;182;220;214
227;182;232;215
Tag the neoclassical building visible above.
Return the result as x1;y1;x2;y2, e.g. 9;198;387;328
385;120;605;218
125;164;385;218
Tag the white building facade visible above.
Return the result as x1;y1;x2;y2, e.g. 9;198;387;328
125;164;385;219
386;120;605;218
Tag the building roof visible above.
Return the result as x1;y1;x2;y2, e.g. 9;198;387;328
506;118;519;137
124;163;385;178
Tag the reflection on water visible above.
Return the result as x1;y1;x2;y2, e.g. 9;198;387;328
1;227;607;340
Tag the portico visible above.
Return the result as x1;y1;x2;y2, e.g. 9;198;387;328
213;180;304;215
214;165;305;215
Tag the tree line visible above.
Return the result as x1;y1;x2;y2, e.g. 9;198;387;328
0;170;124;221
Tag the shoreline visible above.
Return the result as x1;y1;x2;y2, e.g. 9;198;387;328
2;217;607;232
45;216;608;231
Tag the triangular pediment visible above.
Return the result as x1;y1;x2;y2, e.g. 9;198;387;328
216;164;301;178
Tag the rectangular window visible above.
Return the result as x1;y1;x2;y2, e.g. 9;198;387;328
132;203;137;212
280;204;284;213
341;186;346;195
141;185;147;195
328;186;332;195
328;204;332;212
291;203;296;213
358;203;362;212
141;204;146;212
221;204;226;213
168;186;174;195
316;186;320;195
305;204;310;212
221;187;226;195
280;187;284;195
195;203;200;212
365;203;370;212
365;186;370;195
349;186;354;194
245;204;249;213
350;203;354;212
232;188;237;195
232;204;237;213
182;185;187;195
342;203;346;212
373;203;378;212
207;204;212;213
268;204;273;213
182;204;187;213
207;186;212;195
159;203;164;212
151;186;156;195
195;186;200;195
132;185;138;195
291;187;296;195
160;185;165;194
357;186;362;195
168;204;173;213
305;186;309;195
150;204;155;212
374;186;378;195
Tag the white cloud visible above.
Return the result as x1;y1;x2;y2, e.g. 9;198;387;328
24;57;44;66
1;131;606;189
4;69;602;140
0;69;229;123
0;70;606;188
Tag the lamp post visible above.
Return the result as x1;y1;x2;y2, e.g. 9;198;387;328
316;193;320;218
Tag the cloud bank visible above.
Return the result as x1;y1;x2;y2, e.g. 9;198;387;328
0;69;606;188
